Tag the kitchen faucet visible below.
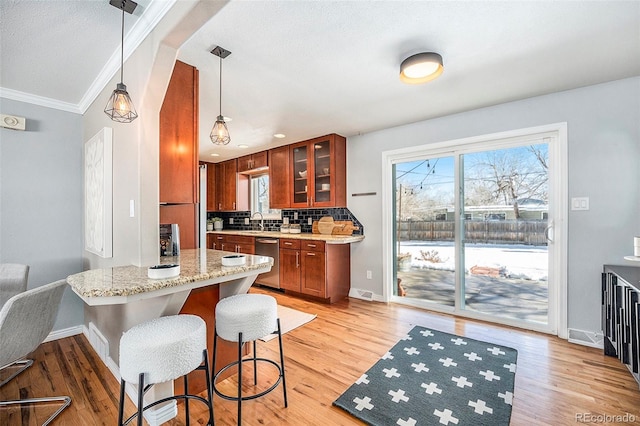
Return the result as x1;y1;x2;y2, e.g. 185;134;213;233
251;212;264;231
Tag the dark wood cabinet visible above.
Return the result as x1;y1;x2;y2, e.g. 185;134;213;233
290;134;346;208
204;162;217;212
215;159;248;211
278;238;350;303
208;233;254;254
160;204;198;249
602;265;640;387
279;239;301;292
160;61;199;204
269;146;290;209
237;151;268;173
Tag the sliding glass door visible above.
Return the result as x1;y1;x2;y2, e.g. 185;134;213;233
389;126;565;334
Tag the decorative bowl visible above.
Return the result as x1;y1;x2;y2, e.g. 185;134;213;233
221;255;246;266
148;264;180;279
298;170;307;178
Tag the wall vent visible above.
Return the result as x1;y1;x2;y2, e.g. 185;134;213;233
568;328;603;349
349;288;374;301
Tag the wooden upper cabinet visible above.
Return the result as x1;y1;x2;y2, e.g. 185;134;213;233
216;159;249;211
290;134;346;208
237;151;268;173
269;145;290;209
159;61;199;204
204;162;217;211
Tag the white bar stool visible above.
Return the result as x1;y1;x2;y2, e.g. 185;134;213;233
117;314;214;426
213;294;287;424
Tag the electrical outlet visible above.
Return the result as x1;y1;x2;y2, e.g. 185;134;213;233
283;217;289;224
244;218;249;225
129;200;134;217
366;270;372;279
294;212;298;220
571;197;589;211
308;217;313;225
229;218;234;224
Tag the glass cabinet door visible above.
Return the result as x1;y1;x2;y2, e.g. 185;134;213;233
313;140;331;204
292;144;309;206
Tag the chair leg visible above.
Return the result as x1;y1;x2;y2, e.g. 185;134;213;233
202;349;215;426
276;318;288;408
137;373;144;426
118;379;126;425
0;359;33;387
184;374;190;425
0;396;71;426
237;331;243;425
252;340;258;385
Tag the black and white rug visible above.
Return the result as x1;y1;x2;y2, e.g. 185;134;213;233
333;326;517;426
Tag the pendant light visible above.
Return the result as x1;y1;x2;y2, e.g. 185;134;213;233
210;46;231;145
400;52;443;84
104;0;138;123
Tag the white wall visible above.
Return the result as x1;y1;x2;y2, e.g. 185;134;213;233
0;98;84;330
347;77;640;335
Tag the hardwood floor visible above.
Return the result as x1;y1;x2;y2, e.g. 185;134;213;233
1;287;639;425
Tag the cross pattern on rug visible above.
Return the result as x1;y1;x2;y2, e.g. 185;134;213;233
333;326;517;426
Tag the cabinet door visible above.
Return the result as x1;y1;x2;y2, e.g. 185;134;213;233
290;142;310;207
222;160;237;210
237;155;252;173
160;204;198;249
269;146;290;209
252;151;268;169
280;248;301;291
301;249;326;298
205;162;217;211
160;61;199;204
312;134;346;207
215;163;224;211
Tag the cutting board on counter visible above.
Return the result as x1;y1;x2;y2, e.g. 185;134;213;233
312;217;359;235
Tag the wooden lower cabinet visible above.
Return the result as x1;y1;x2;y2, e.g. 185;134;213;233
279;238;350;303
207;233;254;254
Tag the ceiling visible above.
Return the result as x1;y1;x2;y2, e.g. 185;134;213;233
1;1;639;162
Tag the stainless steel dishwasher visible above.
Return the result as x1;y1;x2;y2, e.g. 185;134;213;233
254;238;280;288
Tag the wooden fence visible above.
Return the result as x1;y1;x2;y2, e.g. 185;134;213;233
397;220;548;246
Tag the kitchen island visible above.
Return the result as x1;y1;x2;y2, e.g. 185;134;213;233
67;249;273;426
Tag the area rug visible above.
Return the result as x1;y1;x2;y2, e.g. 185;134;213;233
333;326;517;426
260;305;316;342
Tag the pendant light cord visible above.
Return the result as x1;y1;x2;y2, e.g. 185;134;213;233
120;4;125;84
219;56;222;116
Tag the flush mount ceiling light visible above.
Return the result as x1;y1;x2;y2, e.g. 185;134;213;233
104;0;138;123
399;52;443;84
210;46;232;145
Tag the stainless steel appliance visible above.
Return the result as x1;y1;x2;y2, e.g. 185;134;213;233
254;238;280;288
159;224;180;256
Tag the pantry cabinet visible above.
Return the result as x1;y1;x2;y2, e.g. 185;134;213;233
290;134;346;208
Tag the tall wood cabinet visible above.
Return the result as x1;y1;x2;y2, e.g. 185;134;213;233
269;145;291;209
160;60;199;204
159;60;199;248
214;159;248;211
602;265;640;387
290;134;346;208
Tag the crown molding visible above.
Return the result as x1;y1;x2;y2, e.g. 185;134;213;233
78;0;177;114
0;0;176;115
0;87;82;114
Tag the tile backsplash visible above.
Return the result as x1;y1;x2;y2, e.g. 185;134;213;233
208;208;364;235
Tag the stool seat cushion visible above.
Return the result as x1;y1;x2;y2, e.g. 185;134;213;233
215;294;277;342
119;315;206;384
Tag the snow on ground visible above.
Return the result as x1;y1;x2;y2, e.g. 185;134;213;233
399;241;548;281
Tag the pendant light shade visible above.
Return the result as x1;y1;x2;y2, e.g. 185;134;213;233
400;52;443;84
210;46;231;145
104;0;138;123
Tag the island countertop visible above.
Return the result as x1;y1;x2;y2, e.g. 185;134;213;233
67;249;273;305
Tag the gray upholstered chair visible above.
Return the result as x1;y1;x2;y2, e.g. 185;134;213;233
0;263;29;308
0;279;71;425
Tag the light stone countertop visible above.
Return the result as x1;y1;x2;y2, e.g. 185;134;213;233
208;230;365;244
67;249;273;301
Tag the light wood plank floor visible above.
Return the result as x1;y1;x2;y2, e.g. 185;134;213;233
1;287;639;425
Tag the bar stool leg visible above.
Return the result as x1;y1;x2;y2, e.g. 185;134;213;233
137;373;144;426
252;340;258;385
184;374;190;425
118;379;126;425
202;350;215;426
276;318;288;407
237;331;243;425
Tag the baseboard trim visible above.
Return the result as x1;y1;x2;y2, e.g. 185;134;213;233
44;325;83;343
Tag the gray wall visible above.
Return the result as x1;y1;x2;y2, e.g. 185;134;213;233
0;98;84;330
347;76;640;335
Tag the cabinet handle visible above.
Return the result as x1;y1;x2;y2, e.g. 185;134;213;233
218;202;222;210
296;252;299;267
221;243;225;251
307;244;316;248
284;242;292;246
233;202;236;210
307;252;316;256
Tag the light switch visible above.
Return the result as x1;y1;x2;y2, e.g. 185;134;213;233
571;197;589;211
129;200;135;217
